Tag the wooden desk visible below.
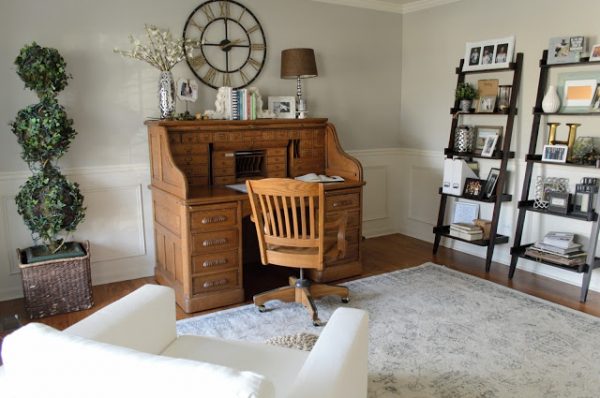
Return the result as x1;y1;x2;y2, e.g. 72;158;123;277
146;119;364;313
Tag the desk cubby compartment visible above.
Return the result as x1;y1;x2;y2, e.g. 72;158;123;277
509;50;600;302
433;53;523;271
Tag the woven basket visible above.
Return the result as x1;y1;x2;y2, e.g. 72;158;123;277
18;241;93;319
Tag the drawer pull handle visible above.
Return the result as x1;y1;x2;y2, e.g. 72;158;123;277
333;200;353;208
203;278;228;289
202;238;228;247
203;258;227;267
202;215;227;224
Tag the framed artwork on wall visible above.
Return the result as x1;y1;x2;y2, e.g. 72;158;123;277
463;36;515;72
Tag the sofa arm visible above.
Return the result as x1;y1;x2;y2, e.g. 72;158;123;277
287;308;369;398
64;284;176;354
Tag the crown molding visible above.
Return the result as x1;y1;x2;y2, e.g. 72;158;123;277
311;0;463;14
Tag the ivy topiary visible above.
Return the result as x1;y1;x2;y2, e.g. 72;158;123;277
11;98;76;165
15;42;71;99
15;166;85;252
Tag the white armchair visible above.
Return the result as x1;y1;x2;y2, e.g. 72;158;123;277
0;284;368;398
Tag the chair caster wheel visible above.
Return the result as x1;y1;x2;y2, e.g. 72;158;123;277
342;297;350;303
257;305;267;313
312;319;323;327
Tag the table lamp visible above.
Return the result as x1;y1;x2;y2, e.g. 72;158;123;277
281;48;318;118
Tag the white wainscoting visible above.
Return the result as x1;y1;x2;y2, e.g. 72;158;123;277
1;149;597;301
0;164;155;301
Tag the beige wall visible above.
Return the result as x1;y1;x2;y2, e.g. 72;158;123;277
399;0;600;290
0;0;403;174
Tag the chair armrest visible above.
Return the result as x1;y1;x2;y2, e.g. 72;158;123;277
286;308;369;398
324;211;348;257
64;284;176;354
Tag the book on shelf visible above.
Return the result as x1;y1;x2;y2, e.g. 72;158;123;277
450;223;482;233
542;231;577;249
524;246;587;266
533;241;582;255
449;227;483;241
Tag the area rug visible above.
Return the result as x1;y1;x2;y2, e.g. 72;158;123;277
177;263;600;397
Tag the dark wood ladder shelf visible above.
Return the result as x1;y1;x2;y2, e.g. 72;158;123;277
509;50;600;303
433;53;523;272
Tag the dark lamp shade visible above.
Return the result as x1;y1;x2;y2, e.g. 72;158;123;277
280;48;318;79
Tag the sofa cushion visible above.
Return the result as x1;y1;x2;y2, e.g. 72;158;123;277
162;335;309;397
2;323;274;398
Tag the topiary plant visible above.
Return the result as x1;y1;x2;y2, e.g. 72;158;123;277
10;42;85;254
455;82;478;101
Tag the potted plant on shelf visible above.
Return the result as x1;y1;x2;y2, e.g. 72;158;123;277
10;42;91;319
455;82;478;112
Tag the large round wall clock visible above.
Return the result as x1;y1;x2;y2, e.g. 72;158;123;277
183;0;267;89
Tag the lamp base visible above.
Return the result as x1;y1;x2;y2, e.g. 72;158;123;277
297;98;307;119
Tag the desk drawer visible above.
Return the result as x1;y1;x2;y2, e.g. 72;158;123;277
192;250;238;274
326;210;360;228
192;230;239;253
266;163;286;173
192;270;240;294
190;204;238;231
325;192;360;212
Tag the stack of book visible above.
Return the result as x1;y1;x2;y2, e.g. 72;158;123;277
220;87;259;120
524;232;587;267
449;223;483;241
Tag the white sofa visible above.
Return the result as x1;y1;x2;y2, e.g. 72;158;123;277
0;284;368;398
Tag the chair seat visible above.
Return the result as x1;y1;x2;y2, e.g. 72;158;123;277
267;233;342;263
161;335;309;397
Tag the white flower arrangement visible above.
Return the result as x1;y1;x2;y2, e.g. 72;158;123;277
114;25;198;71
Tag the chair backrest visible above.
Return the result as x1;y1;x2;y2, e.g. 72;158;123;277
246;178;326;270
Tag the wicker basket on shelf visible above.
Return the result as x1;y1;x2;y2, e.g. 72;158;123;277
17;241;93;319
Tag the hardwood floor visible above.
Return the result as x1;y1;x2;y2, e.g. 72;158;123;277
1;233;599;332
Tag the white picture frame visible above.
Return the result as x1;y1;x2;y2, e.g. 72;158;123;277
475;126;503;150
477;96;496;113
463;36;515;72
562;79;597;107
481;135;499;157
542;144;569;163
590;44;600;62
268;96;296;119
452;202;480;224
176;78;198;102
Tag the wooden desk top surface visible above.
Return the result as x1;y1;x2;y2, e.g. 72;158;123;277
180;180;365;206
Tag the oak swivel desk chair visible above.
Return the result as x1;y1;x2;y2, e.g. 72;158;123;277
246;178;350;326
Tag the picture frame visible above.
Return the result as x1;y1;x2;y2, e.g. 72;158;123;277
268;96;296;119
462;178;484;200
590;44;600;62
463;36;515;72
176;78;198;102
547;36;586;65
477;95;496;113
542;144;569;163
592;85;600;111
452;201;480;224
481;135;499;157
475;126;503;151
483;168;500;198
547;192;572;214
562;79;597;107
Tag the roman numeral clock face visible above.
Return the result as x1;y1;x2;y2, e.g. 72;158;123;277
183;0;267;89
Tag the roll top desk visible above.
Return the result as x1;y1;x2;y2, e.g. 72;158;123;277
146;118;364;313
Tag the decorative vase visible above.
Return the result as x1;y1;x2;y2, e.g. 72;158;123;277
454;125;474;153
542;85;560;113
459;99;472;112
158;71;175;119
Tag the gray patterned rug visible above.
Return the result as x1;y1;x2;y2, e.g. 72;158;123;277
176;263;600;397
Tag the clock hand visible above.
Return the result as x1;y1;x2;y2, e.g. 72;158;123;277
221;38;246;50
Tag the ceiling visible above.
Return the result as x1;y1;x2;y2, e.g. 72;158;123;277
311;0;463;14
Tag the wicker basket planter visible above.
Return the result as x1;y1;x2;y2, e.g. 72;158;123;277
17;241;93;319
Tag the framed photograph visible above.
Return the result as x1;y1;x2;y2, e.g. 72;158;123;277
592;85;600;111
562;79;597;107
475;126;503;151
547;192;572;214
483;168;500;198
268;96;296;119
542;144;569;163
477;96;496;113
481;135;499;157
176;78;198;102
547;36;586;64
463;36;515;72
590;44;600;62
462;178;484;200
452;202;480;224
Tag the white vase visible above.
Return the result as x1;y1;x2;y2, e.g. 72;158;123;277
542;85;560;113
